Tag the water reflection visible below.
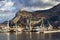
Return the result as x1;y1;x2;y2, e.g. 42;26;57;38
0;32;60;40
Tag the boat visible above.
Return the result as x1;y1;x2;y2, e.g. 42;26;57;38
0;20;10;33
32;17;60;33
31;17;47;32
43;20;60;33
24;18;33;32
44;30;60;33
24;26;30;32
36;17;47;32
31;26;40;32
14;24;24;32
5;20;10;32
16;27;24;32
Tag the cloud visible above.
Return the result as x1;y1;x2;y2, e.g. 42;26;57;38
16;0;60;11
0;0;6;7
21;7;53;11
5;2;14;7
0;0;16;11
17;0;60;10
0;0;16;23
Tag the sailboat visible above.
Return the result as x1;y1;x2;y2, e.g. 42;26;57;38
31;17;47;32
1;20;10;32
47;21;53;31
43;21;60;33
31;26;40;32
24;25;29;32
6;20;10;32
17;26;24;32
43;21;55;33
39;17;47;32
24;18;32;32
15;24;24;32
29;18;33;32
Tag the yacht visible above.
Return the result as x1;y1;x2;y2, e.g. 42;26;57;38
31;26;40;32
1;20;10;32
31;17;46;32
43;21;60;33
16;26;24;32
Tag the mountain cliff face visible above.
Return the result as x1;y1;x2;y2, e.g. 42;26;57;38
10;4;60;28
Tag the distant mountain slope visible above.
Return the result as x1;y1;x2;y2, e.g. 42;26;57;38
10;3;60;28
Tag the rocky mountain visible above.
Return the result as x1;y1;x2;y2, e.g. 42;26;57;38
10;3;60;28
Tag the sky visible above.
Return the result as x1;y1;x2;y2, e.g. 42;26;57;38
0;0;60;23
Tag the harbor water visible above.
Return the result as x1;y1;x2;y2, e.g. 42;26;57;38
0;32;60;40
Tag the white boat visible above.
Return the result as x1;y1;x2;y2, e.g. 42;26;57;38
39;17;47;32
31;26;40;32
35;17;60;33
43;20;60;33
1;20;10;32
15;24;24;32
24;18;33;32
17;27;24;32
44;30;60;33
2;27;10;32
31;17;47;32
6;20;10;32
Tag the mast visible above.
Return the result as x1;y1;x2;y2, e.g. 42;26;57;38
48;21;52;27
47;20;53;30
40;17;46;31
6;20;10;31
40;17;45;27
29;18;32;31
26;18;29;29
7;20;10;28
15;23;18;31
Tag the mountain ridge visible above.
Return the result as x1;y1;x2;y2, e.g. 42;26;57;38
9;3;60;28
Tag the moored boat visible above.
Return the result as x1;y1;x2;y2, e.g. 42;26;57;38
44;30;60;33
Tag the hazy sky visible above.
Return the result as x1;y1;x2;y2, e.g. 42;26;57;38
0;0;60;23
